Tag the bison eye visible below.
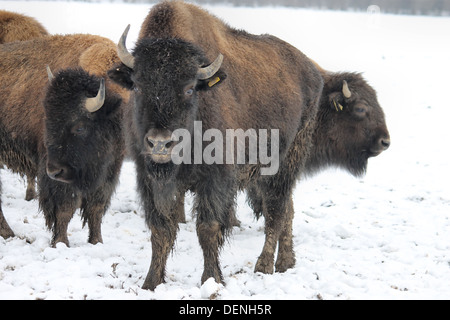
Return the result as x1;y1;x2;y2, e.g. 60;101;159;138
185;88;194;97
71;123;89;137
353;104;368;117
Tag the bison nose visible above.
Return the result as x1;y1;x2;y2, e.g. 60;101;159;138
379;137;391;150
146;137;174;155
144;130;174;163
46;162;73;183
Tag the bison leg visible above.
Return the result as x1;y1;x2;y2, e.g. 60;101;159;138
275;196;296;272
195;171;236;286
38;165;81;247
254;214;279;274
82;202;105;245
50;209;74;247
81;189;113;245
197;221;224;284
142;219;178;291
254;177;293;274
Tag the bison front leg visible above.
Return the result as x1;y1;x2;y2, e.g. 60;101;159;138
39;174;80;247
142;219;178;291
82;199;107;245
49;208;75;247
197;221;224;284
195;170;236;285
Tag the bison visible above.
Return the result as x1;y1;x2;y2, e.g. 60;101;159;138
0;10;50;200
128;0;391;280
0;10;48;44
109;21;323;289
0;34;127;246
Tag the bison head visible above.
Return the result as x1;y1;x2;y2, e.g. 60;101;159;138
307;72;390;177
44;68;122;191
108;26;226;181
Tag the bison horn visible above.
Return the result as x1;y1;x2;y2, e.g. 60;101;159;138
118;24;135;69
46;65;54;81
197;54;224;80
85;78;105;113
342;80;352;99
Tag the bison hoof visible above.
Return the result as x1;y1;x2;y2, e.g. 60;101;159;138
254;256;274;274
275;255;296;273
142;277;164;291
88;236;103;245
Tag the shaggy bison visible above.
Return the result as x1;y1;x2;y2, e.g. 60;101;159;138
110;20;323;289
0;35;127;246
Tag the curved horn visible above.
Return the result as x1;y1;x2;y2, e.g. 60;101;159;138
342;80;352;99
197;54;224;80
85;78;105;113
117;24;135;69
46;65;54;81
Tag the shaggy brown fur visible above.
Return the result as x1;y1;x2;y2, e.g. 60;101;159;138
0;34;129;245
0;10;48;44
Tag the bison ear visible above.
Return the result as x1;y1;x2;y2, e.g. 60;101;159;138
196;69;227;91
107;63;134;90
328;92;345;112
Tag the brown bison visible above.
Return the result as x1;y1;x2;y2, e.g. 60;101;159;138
0;10;48;44
110;11;323;289
0;10;50;200
0;34;128;246
131;1;390;279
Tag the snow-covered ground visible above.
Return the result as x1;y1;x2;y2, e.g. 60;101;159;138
0;1;449;300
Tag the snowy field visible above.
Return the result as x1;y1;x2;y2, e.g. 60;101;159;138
0;1;449;300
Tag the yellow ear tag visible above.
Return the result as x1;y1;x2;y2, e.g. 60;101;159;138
208;77;221;88
333;99;344;112
333;99;339;112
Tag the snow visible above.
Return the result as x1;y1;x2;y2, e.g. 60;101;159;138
1;1;449;300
